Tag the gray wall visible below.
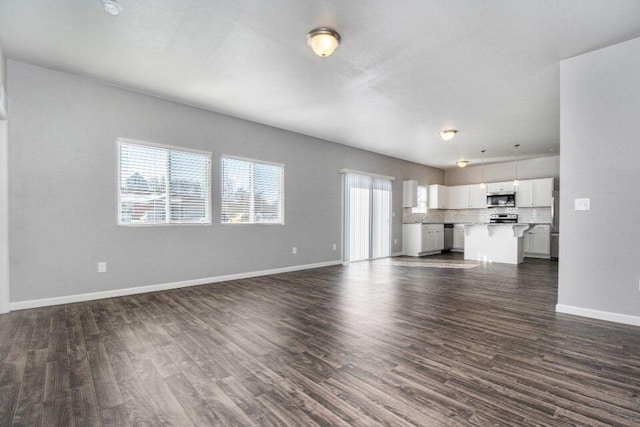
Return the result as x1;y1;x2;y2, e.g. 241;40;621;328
559;37;640;317
445;155;559;189
8;60;443;303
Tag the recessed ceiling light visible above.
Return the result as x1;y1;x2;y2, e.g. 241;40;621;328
101;0;122;16
456;160;469;168
440;129;458;141
307;28;341;57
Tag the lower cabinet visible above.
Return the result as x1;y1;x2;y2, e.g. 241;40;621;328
403;224;444;256
523;224;551;258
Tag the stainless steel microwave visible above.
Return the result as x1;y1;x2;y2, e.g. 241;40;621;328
487;192;516;208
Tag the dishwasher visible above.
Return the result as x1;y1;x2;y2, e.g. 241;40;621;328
444;223;454;251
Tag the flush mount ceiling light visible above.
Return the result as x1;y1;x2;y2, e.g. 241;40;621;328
101;0;122;16
307;28;341;57
440;129;458;142
456;160;469;168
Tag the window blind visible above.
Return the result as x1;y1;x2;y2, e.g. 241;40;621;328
221;157;284;224
118;139;211;225
343;173;391;262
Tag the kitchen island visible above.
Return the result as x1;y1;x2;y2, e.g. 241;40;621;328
464;223;531;264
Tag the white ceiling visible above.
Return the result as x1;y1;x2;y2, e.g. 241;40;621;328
1;0;639;169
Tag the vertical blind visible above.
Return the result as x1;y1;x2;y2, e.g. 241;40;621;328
344;174;372;262
221;157;284;224
343;173;392;262
371;178;392;259
118;139;211;225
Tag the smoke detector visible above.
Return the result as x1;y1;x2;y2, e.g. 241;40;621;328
101;0;122;16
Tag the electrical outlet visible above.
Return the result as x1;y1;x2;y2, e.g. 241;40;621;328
394;239;398;245
97;262;107;273
332;243;337;251
292;247;297;254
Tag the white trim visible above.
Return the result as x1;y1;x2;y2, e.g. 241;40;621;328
10;260;342;311
221;154;285;169
556;304;640;327
392;252;403;257
119;137;212;156
339;168;395;181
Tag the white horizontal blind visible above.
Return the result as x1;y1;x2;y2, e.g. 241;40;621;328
221;157;284;224
118;139;211;225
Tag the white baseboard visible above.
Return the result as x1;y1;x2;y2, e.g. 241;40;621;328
10;260;342;311
392;252;403;257
556;304;640;327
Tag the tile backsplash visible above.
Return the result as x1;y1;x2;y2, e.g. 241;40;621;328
403;207;552;224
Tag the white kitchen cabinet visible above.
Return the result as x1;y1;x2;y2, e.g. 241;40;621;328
428;185;448;209
533;178;553;207
515;180;534;207
468;185;487;208
452;224;465;251
402;180;418;208
516;178;553;207
448;185;470;209
523;224;551;258
402;224;444;256
421;225;430;252
487;181;515;193
424;224;444;251
403;224;422;256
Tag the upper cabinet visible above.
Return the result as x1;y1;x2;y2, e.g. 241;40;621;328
426;178;552;210
428;184;448;209
447;185;470;209
402;180;418;208
487;181;515;193
516;178;553;207
469;184;488;208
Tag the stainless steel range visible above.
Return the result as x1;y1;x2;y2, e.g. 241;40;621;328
489;214;518;224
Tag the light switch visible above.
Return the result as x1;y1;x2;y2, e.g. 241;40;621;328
574;198;590;211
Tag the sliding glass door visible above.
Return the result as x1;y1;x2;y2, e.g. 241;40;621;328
343;173;392;262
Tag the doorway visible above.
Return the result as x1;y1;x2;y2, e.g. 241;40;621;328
343;173;392;262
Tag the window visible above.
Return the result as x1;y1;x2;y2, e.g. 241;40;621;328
118;139;211;225
411;185;427;213
221;156;284;224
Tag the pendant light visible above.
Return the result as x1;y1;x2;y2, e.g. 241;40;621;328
513;144;520;186
479;150;486;188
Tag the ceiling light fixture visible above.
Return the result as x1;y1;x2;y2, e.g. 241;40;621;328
513;144;520;186
456;160;469;168
307;28;341;57
101;0;122;16
480;150;486;188
440;129;458;142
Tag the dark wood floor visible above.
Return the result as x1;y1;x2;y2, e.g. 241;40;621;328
1;253;640;426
